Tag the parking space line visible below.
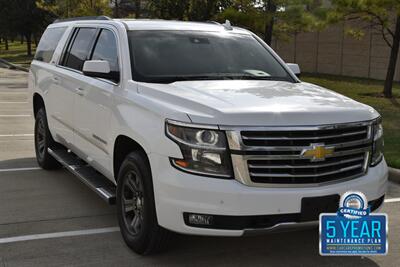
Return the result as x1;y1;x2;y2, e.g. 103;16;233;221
0;167;41;173
384;197;400;203
0;134;33;137
0;102;28;104
0;227;120;244
0;115;31;117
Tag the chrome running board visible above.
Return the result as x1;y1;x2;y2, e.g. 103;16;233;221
48;147;116;205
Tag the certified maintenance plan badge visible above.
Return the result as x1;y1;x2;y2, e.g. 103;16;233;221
320;191;388;255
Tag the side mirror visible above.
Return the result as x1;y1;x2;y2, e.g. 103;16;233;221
287;63;301;78
82;60;119;83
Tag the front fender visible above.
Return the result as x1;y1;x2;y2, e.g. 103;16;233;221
109;87;190;167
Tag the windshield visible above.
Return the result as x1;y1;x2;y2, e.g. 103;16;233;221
128;31;294;83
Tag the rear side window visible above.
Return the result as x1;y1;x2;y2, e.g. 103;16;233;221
34;27;67;63
63;28;97;71
91;29;119;74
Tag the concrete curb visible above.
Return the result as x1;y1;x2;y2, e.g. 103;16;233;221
0;58;29;72
389;167;400;184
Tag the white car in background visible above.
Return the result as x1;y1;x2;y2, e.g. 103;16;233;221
29;17;388;255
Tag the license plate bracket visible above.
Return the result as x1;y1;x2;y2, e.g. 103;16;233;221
301;194;340;221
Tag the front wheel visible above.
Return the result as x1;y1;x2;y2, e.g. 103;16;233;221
116;151;172;255
34;108;60;170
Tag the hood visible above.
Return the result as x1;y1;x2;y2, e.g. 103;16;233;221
138;80;379;126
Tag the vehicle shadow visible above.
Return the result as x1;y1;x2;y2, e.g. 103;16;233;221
145;228;379;267
0;157;37;169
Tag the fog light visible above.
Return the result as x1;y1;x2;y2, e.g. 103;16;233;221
188;213;213;226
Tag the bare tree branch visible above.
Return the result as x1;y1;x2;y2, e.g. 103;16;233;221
381;28;393;48
342;9;394;47
364;10;394;37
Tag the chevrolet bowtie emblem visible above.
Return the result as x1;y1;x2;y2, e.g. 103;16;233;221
301;143;334;162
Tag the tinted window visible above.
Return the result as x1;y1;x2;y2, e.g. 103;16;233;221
63;28;97;71
34;27;66;63
128;31;293;83
91;29;119;74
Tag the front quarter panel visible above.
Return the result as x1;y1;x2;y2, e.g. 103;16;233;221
110;81;189;171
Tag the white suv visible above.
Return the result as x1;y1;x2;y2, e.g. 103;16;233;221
29;17;388;254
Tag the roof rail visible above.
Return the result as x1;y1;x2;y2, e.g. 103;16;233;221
54;16;112;23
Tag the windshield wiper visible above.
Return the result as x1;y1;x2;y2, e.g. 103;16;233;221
145;75;229;83
228;75;280;80
145;73;290;83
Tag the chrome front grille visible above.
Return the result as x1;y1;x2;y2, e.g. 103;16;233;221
241;126;368;147
247;153;366;184
225;121;373;187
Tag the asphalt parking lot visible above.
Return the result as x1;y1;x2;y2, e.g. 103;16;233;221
0;67;399;267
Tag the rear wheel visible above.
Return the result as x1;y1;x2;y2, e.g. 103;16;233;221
117;151;172;255
34;108;60;169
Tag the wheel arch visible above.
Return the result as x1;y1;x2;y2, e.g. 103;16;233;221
33;93;45;118
113;135;150;182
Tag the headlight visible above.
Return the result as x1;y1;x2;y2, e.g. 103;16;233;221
166;120;233;178
371;118;384;166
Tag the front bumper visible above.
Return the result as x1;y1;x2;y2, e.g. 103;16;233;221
150;153;388;236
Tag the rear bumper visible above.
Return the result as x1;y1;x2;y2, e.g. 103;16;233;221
150;153;388;236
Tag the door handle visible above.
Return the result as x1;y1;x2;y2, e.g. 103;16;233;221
75;87;85;96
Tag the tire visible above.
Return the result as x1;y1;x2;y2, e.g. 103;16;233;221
117;151;172;255
34;108;60;170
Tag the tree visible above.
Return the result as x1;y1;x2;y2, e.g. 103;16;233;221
147;0;232;20
187;0;233;21
148;0;190;20
38;0;76;18
264;0;277;45
41;0;111;18
217;0;325;45
111;0;120;18
69;0;112;16
108;0;142;18
216;0;266;36
0;0;12;50
330;0;400;98
134;0;141;18
0;0;54;56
